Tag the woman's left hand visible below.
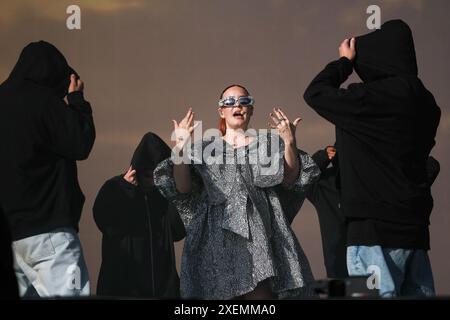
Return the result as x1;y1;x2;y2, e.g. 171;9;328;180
269;108;302;145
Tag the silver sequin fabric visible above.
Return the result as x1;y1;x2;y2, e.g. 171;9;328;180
154;133;320;299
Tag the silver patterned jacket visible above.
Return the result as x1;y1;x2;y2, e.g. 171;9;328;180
154;132;320;299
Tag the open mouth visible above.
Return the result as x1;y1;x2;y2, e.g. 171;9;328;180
233;111;245;118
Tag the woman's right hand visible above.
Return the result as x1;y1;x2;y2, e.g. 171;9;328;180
172;108;195;149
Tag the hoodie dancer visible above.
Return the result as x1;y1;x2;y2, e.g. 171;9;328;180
306;146;348;279
0;41;95;297
304;20;440;297
306;146;439;281
94;132;185;298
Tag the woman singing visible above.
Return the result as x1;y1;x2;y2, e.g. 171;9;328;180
154;84;319;299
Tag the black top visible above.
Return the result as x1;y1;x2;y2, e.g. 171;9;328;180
0;205;19;299
0;41;95;240
346;218;430;250
304;20;440;243
93;132;186;298
307;149;348;278
93;176;185;298
347;156;440;250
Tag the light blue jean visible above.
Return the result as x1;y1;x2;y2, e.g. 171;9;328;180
347;246;435;297
12;227;90;298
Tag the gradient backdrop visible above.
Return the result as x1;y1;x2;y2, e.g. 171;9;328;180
1;0;449;295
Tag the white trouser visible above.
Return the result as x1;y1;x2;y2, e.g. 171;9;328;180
12;227;90;298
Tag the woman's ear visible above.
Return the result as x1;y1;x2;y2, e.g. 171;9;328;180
218;108;225;118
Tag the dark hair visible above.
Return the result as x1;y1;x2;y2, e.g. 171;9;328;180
218;84;251;135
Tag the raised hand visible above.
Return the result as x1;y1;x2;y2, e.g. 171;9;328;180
172;107;196;149
326;146;337;160
269;107;302;146
123;166;137;186
68;74;84;93
339;37;356;61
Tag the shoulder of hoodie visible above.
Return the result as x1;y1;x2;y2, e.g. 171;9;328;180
98;175;136;195
37;84;72;116
0;80;62;106
351;77;441;121
0;82;68;126
101;175;130;189
356;75;432;98
11;81;68;115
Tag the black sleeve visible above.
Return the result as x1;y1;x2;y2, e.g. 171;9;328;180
427;156;440;186
312;149;331;172
304;148;330;203
304;57;366;129
93;177;142;235
167;203;186;242
43;91;95;161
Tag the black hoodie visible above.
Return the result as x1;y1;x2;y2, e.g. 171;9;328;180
93;132;185;298
307;148;348;278
0;41;95;240
304;20;440;248
0;205;19;299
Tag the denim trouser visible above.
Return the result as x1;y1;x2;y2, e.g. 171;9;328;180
12;227;90;298
347;246;435;297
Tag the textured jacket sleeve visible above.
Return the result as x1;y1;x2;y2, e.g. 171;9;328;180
277;149;321;224
153;157;204;229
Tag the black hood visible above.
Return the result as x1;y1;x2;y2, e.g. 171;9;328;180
7;41;76;98
131;132;171;173
354;19;418;82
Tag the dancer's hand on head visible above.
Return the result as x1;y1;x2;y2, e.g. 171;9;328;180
68;74;84;93
339;37;356;61
269;108;301;146
172;107;196;149
326;146;336;160
124;166;138;186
